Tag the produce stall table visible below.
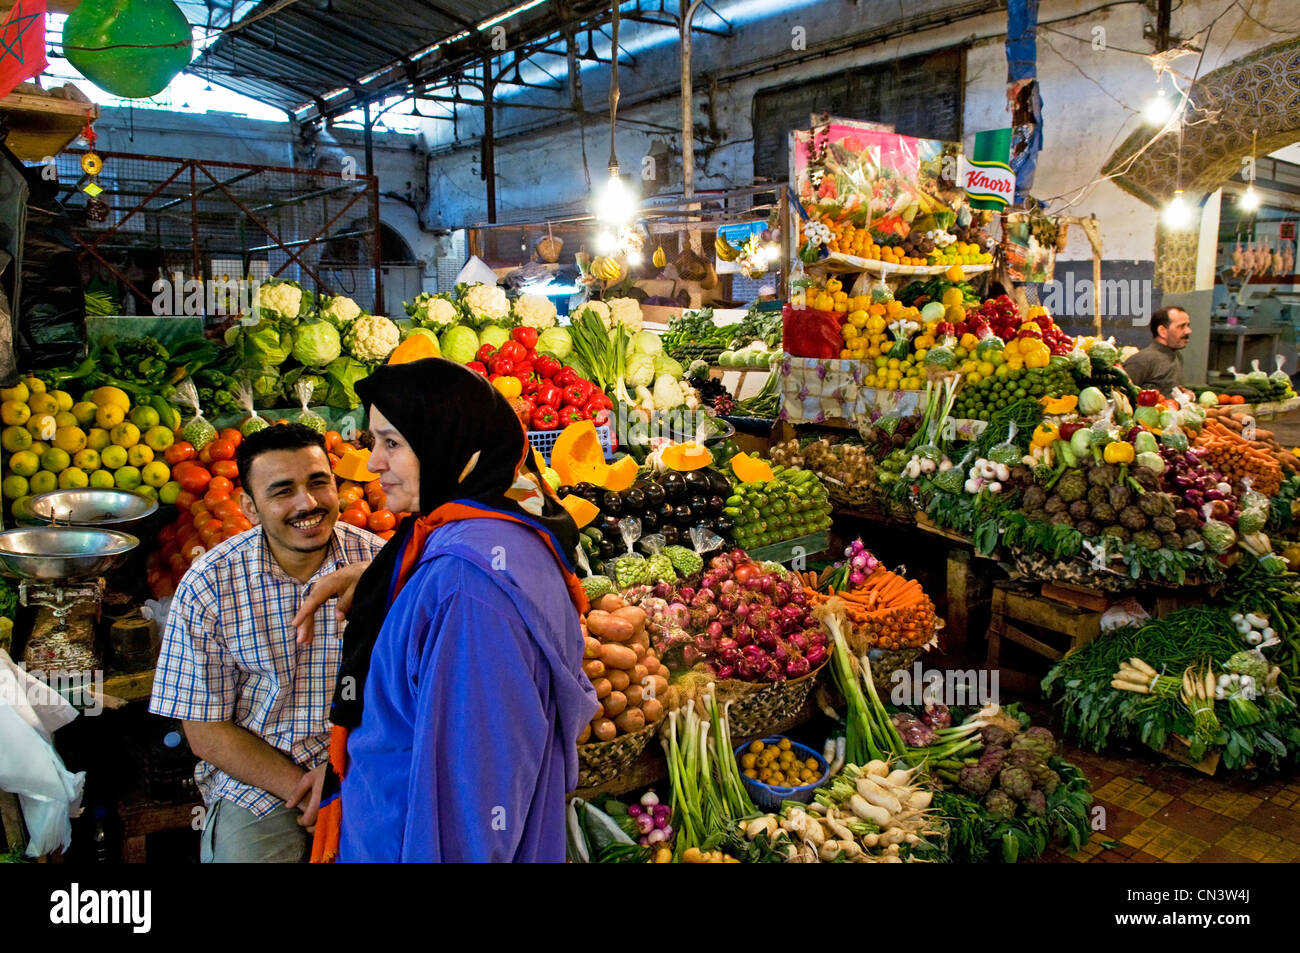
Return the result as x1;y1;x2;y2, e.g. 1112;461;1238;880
1209;322;1289;372
804;253;994;280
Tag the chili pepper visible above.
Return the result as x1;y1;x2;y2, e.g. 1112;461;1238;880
511;326;539;350
531;405;560;430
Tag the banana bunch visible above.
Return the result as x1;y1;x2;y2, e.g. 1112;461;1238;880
652;245;666;269
589;256;623;282
715;236;740;262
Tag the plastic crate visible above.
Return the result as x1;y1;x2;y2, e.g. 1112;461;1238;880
734;736;830;811
528;423;614;464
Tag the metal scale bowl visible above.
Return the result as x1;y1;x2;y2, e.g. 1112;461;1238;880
0;489;147;672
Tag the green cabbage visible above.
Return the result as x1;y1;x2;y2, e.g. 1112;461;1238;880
478;325;511;350
231;317;294;368
631;330;663;356
439;325;481;364
626;354;656;388
537;327;572;360
1089;340;1119;365
323;356;371;409
292;319;342;367
653;354;683;379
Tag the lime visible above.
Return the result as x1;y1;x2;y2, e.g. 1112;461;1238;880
29;470;57;494
58;467;89;489
1;474;27;499
40;447;70;473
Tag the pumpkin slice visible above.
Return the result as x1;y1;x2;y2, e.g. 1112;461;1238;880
334;447;379;482
560;493;600;529
730;451;774;484
551;420;611;487
388;328;441;364
661;441;713;471
603;454;639;491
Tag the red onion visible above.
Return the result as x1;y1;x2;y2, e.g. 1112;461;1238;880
772;582;791;606
716;664;737;679
755;627;779;650
717;611;735;629
719;646;741;665
678;587;696;602
718;594;737;612
785;656;811;678
734;623;754;646
787;632;809;653
707;620;724;640
744;576;765;592
735;603;751;619
760;576;774;594
719;579;737;595
791;590;808;606
653;582;674;600
805;644;829;667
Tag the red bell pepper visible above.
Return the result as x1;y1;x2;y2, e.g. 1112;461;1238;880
1058;422;1086;440
553;367;578;389
536;382;563;409
1137;389;1161;407
476;344;497;364
513;360;534;381
558;406;587;425
585;400;610;427
531;405;560;431
491;357;515;377
466;361;488;376
585;390;613;411
511;326;539;350
534;355;561;379
520;374;540;395
498;341;527;364
562;384;588;408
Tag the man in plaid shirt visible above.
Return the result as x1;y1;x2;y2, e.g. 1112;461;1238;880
151;425;383;863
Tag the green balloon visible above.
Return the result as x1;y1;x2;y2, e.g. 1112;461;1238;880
64;0;193;99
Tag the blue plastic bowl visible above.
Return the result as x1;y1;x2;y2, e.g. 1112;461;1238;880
734;735;831;812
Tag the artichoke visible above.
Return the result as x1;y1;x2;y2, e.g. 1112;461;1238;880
999;765;1034;801
1011;725;1056;762
978;746;1008;774
981;724;1014;748
1022;789;1048;817
958;764;993;795
1031;763;1061;795
984;789;1017;820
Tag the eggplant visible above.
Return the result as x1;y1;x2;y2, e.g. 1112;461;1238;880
705;468;732;497
674;504;693;523
576;482;601;503
707;495;726;515
714;516;735;534
597;540;617;560
645;483;666;507
556;485;574;498
658;502;677;523
683;470;710;494
688;495;709;519
640;508;661;532
660;524;680;545
599;514;622;539
662;472;687;501
602;492;623;515
623;487;646;511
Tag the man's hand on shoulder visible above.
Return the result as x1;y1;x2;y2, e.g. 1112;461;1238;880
292;560;371;645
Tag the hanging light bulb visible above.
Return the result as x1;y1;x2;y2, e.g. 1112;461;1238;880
1239;186;1260;211
594;168;637;227
626;248;643;266
1143;87;1174;125
595;229;617;255
1163;190;1193;229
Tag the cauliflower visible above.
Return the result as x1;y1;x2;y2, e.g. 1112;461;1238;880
343;313;401;363
253;279;303;322
653;374;684;410
320;294;362;328
513;293;557;329
578;300;611;328
411;293;458;328
607;297;643;333
462;283;510;324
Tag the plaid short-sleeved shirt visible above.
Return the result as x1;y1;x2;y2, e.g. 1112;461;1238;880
149;522;384;817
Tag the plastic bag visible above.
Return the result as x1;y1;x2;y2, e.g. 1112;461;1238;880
236;381;269;436
782;303;842;359
610;516;648;588
170;378;216;450
988;421;1023;467
1272;354;1290;386
1100;597;1151;633
1237;478;1269;535
637;533;676;582
294;378;327;434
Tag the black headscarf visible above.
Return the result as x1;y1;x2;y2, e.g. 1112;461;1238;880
328;357;580;729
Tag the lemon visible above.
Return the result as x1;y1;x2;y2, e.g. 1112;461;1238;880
89;469;116;489
28;392;58;416
840;348;851;359
966;373;982;386
979;361;995;376
113;465;142;490
127;444;154;467
110;421;141;448
54;412;78;429
1;425;31;453
95;404;126;429
134;485;159;503
141;461;171;488
73;448;100;471
71;401;98;427
0;381;29;403
29;442;49;458
8;450;39;477
101;445;128;470
50;390;73;413
158;481;182;504
29;470;57;495
23;376;45;395
129;406;160;430
40;447;70;473
875;356;888;369
53;426;87;455
92;386;130;412
58;467;89;489
25;414;56;441
914;348;928;361
1;474;28;499
888;358;901;369
1;400;30;426
87;428;111;451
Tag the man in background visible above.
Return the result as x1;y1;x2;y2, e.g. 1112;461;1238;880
1124;306;1192;398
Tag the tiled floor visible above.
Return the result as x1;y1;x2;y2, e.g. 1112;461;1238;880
1034;746;1300;863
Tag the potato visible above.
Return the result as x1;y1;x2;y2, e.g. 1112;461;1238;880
599;643;638;671
633;642;647;660
625;684;644;707
614;708;645;733
583;659;606;680
632;664;649;683
607;669;630;692
642;656;660;676
587;611;634;642
591;677;612;700
612;606;647;632
641;698;664;723
591;718;617;742
603;690;628;718
595;594;625;613
577;723;591;744
592;701;605;720
583;636;602;659
649;674;669;699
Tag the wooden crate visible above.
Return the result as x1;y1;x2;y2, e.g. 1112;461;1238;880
986;581;1102;667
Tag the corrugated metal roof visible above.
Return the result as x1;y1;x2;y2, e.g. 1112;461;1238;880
191;0;533;114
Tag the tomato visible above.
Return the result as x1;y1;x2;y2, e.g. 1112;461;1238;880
219;428;243;447
199;444;215;465
338;484;364;506
340;507;369;528
733;563;759;584
366;490;386;512
177;466;211;494
189;499;210;517
165;441;197;466
208;439;237;462
174;490;198;511
158;524;178;546
223;515;253;534
194;513;221;534
210;460;239;481
212;498;243;521
378;529;395;541
367;509;397;533
208;476;235;496
199;528;221;549
325;430;343;453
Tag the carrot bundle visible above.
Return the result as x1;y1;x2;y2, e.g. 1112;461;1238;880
803;568;936;652
1194;418;1285;494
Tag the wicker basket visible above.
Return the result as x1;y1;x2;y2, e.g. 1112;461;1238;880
713;663;827;739
576;720;659;788
867;646;925;696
